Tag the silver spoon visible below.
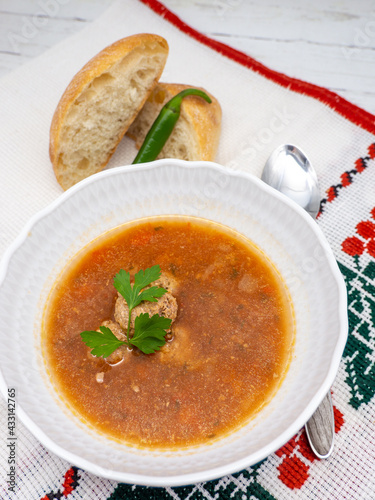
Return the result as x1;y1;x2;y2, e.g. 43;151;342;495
262;144;335;459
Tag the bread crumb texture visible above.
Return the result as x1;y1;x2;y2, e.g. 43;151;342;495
49;34;169;190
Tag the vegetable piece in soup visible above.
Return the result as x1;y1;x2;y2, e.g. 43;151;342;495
42;216;294;449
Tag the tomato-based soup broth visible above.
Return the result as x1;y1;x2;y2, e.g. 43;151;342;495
43;216;294;449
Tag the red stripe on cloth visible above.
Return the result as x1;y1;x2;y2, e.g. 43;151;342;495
139;0;375;135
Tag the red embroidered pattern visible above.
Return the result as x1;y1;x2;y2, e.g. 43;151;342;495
276;403;344;489
40;467;80;500
342;208;375;259
318;144;375;217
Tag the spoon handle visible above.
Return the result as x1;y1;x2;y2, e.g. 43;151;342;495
305;392;335;459
262;144;336;460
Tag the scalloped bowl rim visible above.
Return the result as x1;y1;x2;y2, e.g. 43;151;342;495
0;159;348;486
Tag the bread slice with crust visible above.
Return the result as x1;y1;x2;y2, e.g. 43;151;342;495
126;82;222;161
49;34;169;190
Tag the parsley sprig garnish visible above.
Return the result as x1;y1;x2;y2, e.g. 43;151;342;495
80;265;172;356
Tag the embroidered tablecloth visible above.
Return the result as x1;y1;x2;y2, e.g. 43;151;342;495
0;0;374;498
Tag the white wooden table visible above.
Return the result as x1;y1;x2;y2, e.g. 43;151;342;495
0;0;374;114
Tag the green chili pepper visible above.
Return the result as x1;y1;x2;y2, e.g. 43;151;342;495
132;88;212;164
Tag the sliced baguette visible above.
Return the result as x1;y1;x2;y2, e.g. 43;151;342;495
126;82;222;161
50;34;169;190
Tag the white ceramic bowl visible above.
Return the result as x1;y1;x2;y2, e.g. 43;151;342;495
0;160;347;486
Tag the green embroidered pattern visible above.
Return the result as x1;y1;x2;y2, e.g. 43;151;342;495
108;463;277;500
339;260;375;409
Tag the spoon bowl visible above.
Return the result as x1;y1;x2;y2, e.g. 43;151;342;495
261;144;320;218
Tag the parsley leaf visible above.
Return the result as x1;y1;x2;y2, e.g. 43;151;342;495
80;315;172;357
113;265;167;310
80;265;172;357
80;326;125;358
133;265;162;293
113;269;132;304
113;264;168;346
137;285;167;304
129;313;172;354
